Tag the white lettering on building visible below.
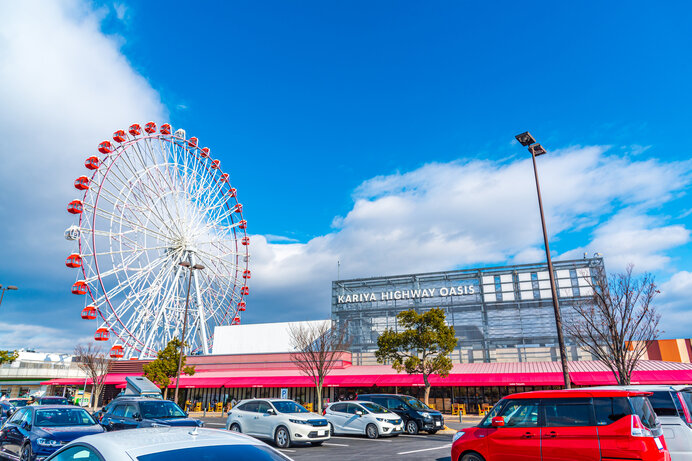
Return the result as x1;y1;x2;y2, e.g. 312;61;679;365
338;284;475;303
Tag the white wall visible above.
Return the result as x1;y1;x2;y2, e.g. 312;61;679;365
212;320;330;355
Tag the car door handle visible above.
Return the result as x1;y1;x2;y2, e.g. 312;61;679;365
543;431;557;438
521;432;535;439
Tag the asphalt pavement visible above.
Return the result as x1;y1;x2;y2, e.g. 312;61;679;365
199;415;482;461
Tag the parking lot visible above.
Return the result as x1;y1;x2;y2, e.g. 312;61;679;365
199;416;477;461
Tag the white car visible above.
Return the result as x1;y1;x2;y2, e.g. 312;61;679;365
226;399;330;448
324;400;403;438
44;426;292;461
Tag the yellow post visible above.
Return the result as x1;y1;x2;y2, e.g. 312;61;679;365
305;403;313;412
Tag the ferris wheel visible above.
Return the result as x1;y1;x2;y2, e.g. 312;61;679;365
65;122;250;359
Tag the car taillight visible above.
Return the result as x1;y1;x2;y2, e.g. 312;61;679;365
631;415;653;437
322;409;326;416
676;392;692;428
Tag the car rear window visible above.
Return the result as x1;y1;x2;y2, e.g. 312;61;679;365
136;444;291;461
593;397;630;425
680;392;692;414
629;396;658;429
647;391;678;417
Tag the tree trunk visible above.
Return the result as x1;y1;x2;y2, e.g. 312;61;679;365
90;383;96;411
163;387;168;399
316;378;323;414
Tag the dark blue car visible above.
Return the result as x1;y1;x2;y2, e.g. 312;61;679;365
0;405;103;460
100;397;203;431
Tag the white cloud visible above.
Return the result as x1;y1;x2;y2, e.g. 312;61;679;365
0;322;93;353
657;271;692;337
0;0;165;348
247;147;692;321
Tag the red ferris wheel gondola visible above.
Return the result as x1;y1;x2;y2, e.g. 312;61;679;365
109;345;124;359
81;305;97;320
238;301;246;312
201;147;210;158
112;130;126;143
98;140;113;154
67;200;83;214
85;156;99;170
71;281;87;295
144;121;157;134
129;123;142;136
94;328;110;341
188;137;198;148
65;253;82;268
241;286;249;296
74;176;89;190
160;123;171;135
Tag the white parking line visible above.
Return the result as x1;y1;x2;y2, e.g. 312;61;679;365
279;449;296;453
330;436;392;443
205;423;225;426
323;442;349;447
399;434;429;438
397;443;452;455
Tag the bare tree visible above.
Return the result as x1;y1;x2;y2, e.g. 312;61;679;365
73;344;111;411
289;321;349;414
566;264;661;385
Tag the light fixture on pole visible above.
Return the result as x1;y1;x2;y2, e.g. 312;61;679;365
0;285;18;309
174;261;205;404
515;131;571;389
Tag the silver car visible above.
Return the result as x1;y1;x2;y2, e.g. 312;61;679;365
44;427;292;461
324;400;403;438
226;399;330;448
589;385;692;460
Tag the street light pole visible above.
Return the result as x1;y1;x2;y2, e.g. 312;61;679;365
515;132;571;389
0;285;18;309
174;261;204;404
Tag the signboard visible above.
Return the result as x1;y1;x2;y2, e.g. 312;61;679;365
280;388;288;399
337;283;477;304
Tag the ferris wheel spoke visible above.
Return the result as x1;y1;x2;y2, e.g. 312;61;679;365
85;203;172;242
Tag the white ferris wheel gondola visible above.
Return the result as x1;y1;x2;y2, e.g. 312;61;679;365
65;122;250;359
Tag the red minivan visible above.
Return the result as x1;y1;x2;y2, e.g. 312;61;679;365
451;389;670;461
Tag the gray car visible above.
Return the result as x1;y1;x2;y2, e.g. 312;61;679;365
44;427;292;461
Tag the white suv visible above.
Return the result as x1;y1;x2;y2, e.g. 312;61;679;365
226;399;330;448
589;385;692;460
324;400;403;438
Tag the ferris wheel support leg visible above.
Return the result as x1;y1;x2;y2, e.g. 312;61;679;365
190;253;210;355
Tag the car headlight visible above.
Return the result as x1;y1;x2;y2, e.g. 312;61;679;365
289;419;309;425
376;417;387;422
37;438;61;447
419;412;431;419
452;431;465;443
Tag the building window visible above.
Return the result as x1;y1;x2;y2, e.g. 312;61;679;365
494;276;503;302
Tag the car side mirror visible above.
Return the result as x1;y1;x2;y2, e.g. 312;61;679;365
491;416;505;428
133;413;142;421
356;410;363;416
266;408;275;415
20;421;30;430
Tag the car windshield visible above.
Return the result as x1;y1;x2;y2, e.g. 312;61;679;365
137;444;291;461
405;397;430;410
40;397;70;405
630;396;659;429
272;401;309;414
35;408;96;427
9;400;27;407
360;402;389;413
139;401;186;419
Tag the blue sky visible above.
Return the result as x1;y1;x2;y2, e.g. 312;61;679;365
0;0;691;352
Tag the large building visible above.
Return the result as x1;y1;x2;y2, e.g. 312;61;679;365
332;258;604;365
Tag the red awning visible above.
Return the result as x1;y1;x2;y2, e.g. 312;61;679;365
570;371;617;386
169;375;230;388
325;375;379;387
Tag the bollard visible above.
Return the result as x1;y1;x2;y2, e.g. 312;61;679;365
459;411;462;423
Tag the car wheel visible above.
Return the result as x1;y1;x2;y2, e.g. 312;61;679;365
366;423;378;439
229;423;241;433
311;441;324;446
405;420;419;435
20;444;33;461
274;426;291;449
328;422;335;436
461;452;486;461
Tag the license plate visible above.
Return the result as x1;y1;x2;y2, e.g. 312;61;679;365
318;430;326;436
396;426;402;431
654;437;663;450
435;421;441;426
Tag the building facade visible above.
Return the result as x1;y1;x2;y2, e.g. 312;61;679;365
332;258;605;364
